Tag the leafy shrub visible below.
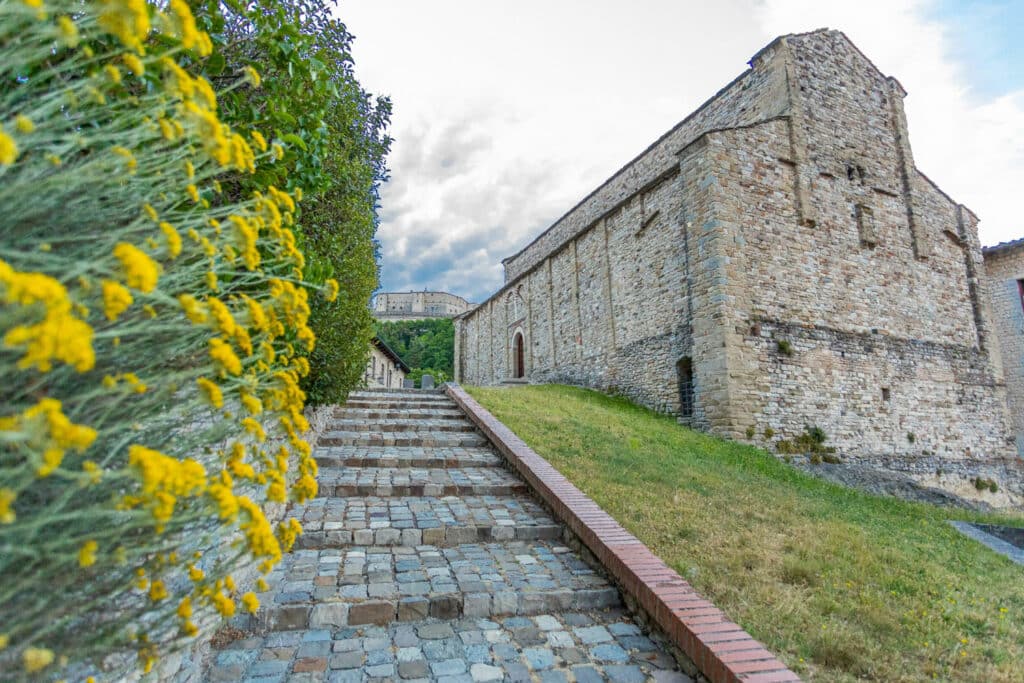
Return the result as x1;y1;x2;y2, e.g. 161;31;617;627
776;425;837;461
0;0;331;676
376;318;455;377
192;0;392;406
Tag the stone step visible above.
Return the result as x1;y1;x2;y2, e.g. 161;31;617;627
334;406;466;421
315;446;503;469
320;430;488;448
343;399;458;410
207;612;692;683
329;418;477;433
290;495;562;549
316;467;528;498
349;389;447;399
234;542;621;633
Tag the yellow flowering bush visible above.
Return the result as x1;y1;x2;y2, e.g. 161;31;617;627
0;0;335;678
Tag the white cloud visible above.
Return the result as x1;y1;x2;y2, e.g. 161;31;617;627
339;0;1023;301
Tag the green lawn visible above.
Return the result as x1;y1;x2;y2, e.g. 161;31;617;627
467;384;1024;683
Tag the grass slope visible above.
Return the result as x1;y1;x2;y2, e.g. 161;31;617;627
467;384;1024;683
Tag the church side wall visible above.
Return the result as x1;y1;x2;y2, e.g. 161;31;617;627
984;245;1024;456
458;169;693;415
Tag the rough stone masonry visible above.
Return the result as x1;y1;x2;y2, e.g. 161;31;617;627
454;29;1022;505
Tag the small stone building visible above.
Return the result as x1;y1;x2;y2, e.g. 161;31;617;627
984;240;1024;456
455;29;1019;492
373;291;473;321
364;337;410;389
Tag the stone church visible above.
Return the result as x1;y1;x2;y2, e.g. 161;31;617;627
454;29;1021;497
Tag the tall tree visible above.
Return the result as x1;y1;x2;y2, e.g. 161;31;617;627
195;0;392;404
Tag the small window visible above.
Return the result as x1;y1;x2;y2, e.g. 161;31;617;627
882;387;891;402
677;357;694;418
856;204;877;247
1018;280;1024;313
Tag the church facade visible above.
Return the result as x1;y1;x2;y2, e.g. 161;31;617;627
454;30;1019;496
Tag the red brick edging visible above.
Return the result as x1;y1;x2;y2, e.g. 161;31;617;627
445;383;801;683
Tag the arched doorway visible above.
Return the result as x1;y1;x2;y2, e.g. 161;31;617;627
512;332;525;379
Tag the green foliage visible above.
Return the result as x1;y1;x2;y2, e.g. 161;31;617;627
408;367;451;386
776;425;836;461
195;0;392;405
375;318;455;380
468;384;1024;683
0;0;322;676
973;477;999;493
777;339;794;356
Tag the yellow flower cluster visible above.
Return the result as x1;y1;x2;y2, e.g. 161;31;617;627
113;242;159;293
0;1;322;673
0;124;18;165
125;445;207;527
97;0;150;54
323;278;340;302
166;0;212;55
0;260;95;372
102;280;133;321
0;398;97;477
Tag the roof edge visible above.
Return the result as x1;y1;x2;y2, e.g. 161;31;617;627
371;336;411;373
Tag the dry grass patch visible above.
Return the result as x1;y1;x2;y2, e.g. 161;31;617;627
467;384;1024;683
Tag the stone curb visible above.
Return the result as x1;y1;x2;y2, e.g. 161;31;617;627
445;382;801;683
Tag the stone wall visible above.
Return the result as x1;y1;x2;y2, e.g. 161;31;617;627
456;29;1020;500
152;403;335;683
458;168;690;414
984;242;1024;456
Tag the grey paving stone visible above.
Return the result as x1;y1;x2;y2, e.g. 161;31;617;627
504;663;531;683
608;622;642;637
329;651;363;670
470;663;504;681
417;623;455;640
539;671;569;683
590;643;630;662
431;658;468;676
522;647;555;670
398;659;428;679
605;664;647;683
365;663;395;677
575;625;613;645
571;665;604;683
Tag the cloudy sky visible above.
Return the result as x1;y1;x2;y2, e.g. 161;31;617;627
337;0;1024;303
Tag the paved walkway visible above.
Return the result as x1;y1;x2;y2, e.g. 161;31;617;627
205;389;694;682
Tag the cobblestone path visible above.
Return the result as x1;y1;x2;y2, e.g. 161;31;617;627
204;389;694;682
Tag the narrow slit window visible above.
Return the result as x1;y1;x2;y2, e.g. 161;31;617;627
677;357;694;418
856;204;877;247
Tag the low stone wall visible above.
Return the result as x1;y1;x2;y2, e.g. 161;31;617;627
152;402;335;683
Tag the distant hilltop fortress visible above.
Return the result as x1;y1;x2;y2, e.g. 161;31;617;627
372;290;474;321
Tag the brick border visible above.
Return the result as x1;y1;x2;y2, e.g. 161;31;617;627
445;383;800;683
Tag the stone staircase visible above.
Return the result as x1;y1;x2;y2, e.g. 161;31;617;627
204;389;693;682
